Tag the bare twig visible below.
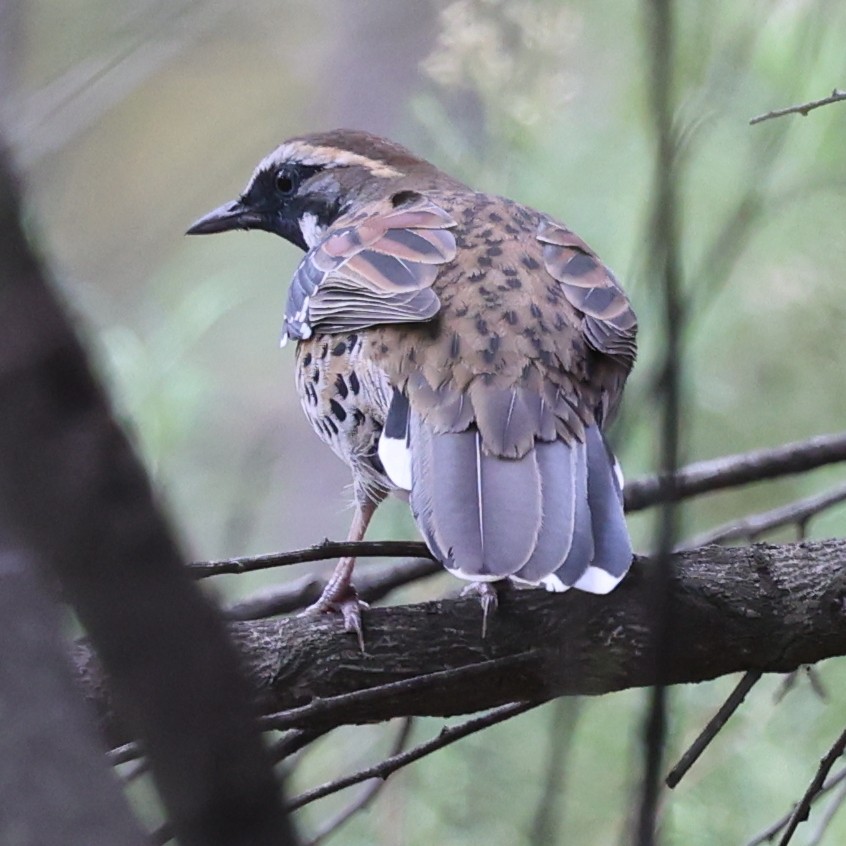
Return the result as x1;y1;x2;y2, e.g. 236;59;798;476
269;728;331;765
778;726;846;845
807;777;846;845
190;540;433;579
303;718;414;846
223;558;441;620
745;767;846;846
750;89;846;125
624;432;846;512
107;741;143;766
287;701;538;811
665;670;762;788
680;482;846;550
638;0;684;842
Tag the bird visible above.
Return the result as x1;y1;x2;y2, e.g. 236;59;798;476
187;129;637;644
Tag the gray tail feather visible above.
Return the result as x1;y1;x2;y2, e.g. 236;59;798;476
572;424;632;587
409;415;631;592
409;415;542;578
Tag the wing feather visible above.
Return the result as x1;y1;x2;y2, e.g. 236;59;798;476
537;218;637;372
284;193;457;339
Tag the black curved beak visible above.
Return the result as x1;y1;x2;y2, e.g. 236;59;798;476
186;199;263;235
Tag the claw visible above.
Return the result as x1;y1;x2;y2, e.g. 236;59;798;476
299;586;370;652
460;581;500;638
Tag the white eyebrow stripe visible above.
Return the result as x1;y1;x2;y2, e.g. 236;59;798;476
254;143;403;181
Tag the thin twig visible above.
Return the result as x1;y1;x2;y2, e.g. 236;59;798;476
745;767;846;846
680;482;846;550
190;540;434;579
807;777;846;846
750;89;846;125
624;432;846;512
303;718;414;846
777;725;846;845
107;740;143;766
259;651;540;732
223;558;441;620
665;670;762;788
269;728;331;765
286;701;538;811
637;0;683;843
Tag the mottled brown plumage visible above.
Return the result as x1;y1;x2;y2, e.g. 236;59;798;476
188;129;637;642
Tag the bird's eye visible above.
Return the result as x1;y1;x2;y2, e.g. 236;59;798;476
275;166;298;197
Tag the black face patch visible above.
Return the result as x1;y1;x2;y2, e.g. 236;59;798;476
240;163;336;250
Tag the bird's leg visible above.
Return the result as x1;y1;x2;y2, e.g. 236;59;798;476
300;496;379;650
459;581;502;639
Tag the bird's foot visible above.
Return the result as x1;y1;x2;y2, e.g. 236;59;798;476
460;581;501;638
299;584;370;652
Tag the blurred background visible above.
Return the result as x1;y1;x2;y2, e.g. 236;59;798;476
4;0;846;843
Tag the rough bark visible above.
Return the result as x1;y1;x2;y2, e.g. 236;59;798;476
77;538;846;742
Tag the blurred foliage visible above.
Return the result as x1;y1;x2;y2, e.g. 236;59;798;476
6;0;846;843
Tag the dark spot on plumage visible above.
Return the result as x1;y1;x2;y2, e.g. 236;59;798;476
348;370;360;395
504;310;518;325
335;373;349;399
329;399;347;422
353;408;366;425
502;266;518;277
311;368;320;384
505;223;520;235
320;342;329;359
489;211;503;222
469;269;486;282
344;228;362;248
305;382;317;403
331;341;347;356
539;349;554;367
323;417;339;435
450;333;461;357
480;228;493;239
391;189;420;207
530;303;543;319
379;343;389;354
554;312;567;330
347;333;358;347
301;351;312;367
506;277;522;289
478;255;492;268
407;347;417;363
565;252;598;277
455;305;469;317
478;285;492;297
484;335;501;362
522;255;541;271
523;328;542;350
476;316;489;335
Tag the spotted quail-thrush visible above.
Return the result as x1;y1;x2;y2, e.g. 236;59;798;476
187;129;637;643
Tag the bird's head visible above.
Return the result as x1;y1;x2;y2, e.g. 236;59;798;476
186;129;450;250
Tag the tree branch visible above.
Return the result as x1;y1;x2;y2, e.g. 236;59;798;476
78;538;846;743
622;432;846;512
750;89;846;125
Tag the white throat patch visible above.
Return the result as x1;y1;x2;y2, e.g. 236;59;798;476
299;212;326;249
